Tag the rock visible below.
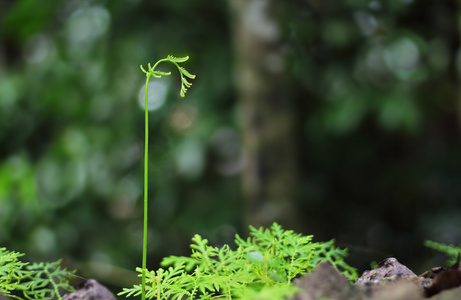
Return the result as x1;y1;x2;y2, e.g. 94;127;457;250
430;286;461;300
356;257;417;285
63;279;115;300
355;257;432;299
287;257;461;300
291;262;362;300
370;280;423;300
424;254;461;297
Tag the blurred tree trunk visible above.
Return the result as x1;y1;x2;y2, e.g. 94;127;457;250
228;0;299;229
455;0;461;127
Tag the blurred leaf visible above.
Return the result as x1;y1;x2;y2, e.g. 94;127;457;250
1;0;60;41
377;92;421;133
0;155;36;204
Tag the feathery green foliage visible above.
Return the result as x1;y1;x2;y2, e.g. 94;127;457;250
425;240;461;265
0;247;75;300
119;222;357;300
24;261;75;300
0;248;30;299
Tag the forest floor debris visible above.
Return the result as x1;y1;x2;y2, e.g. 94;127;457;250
292;256;461;300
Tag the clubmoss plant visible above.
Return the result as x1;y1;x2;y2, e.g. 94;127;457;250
0;247;75;300
139;55;196;300
119;222;357;300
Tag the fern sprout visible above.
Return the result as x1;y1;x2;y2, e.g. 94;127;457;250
139;55;196;300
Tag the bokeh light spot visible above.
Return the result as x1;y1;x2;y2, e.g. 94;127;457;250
138;79;169;111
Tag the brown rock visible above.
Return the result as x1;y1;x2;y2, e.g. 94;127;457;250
292;262;362;300
429;286;461;300
424;254;461;297
63;279;115;300
357;257;417;285
370;280;423;300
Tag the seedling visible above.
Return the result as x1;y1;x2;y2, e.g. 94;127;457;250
0;56;196;300
121;56;359;299
139;55;196;300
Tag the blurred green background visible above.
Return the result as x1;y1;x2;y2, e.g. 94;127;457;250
1;0;461;292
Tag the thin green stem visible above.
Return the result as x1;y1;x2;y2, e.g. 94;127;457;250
139;55;195;300
142;73;151;300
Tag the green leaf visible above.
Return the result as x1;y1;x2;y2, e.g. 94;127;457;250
140;65;148;74
179;66;196;79
153;70;172;76
167;55;190;63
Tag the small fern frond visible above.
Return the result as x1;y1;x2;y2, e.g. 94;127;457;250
425;240;461;265
0;248;75;300
25;260;75;300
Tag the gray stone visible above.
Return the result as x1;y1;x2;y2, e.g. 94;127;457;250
63;279;115;300
291;262;362;300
